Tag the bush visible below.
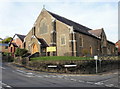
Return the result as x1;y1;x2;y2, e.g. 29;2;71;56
3;52;12;56
15;48;28;57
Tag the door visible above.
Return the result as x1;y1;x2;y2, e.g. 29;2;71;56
32;44;38;54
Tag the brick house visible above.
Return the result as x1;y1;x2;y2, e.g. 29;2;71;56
24;8;115;56
115;40;120;55
9;34;26;54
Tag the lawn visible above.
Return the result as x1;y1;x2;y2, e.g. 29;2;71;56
30;56;93;61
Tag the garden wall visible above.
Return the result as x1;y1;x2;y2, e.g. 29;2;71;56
14;57;120;74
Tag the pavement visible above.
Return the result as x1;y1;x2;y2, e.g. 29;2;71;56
1;62;119;89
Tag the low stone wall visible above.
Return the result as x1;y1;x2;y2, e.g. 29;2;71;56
2;55;14;62
14;58;120;74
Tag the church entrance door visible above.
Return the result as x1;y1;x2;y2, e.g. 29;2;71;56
32;44;38;54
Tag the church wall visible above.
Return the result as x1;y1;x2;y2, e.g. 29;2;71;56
35;10;52;46
24;30;33;53
56;20;70;56
75;32;101;56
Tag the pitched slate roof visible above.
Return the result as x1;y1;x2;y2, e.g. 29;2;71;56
15;34;26;42
37;38;49;47
88;29;103;38
11;43;18;47
47;11;92;35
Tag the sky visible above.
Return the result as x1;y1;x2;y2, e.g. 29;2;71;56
0;0;119;43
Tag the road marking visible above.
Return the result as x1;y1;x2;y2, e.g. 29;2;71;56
26;75;33;77
105;84;114;87
1;82;12;88
86;81;94;84
12;70;28;77
26;73;33;75
95;82;104;85
70;79;77;81
113;72;118;74
16;69;26;73
78;80;85;83
0;66;5;69
37;76;42;77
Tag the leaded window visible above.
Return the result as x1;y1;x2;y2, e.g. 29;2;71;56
40;19;48;34
79;35;83;47
61;35;66;45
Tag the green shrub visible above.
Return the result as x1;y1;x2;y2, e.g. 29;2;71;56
3;52;12;56
15;48;28;57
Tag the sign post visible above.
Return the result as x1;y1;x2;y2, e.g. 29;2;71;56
94;55;98;74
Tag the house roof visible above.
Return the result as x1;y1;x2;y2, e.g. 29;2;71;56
15;34;26;42
10;43;18;47
37;38;49;47
47;11;92;35
88;29;103;38
47;10;116;45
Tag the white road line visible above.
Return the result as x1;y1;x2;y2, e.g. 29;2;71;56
70;79;77;81
78;80;85;83
0;66;5;69
1;82;12;88
86;81;94;84
16;69;26;73
105;84;114;87
12;71;28;77
113;72;118;74
26;73;33;75
95;82;104;85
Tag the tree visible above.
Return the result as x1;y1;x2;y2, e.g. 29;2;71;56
1;37;12;43
15;48;28;57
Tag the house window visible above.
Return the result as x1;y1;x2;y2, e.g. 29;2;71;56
79;35;83;47
40;18;48;34
61;35;66;45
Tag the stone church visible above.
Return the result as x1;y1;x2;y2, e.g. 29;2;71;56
23;8;115;56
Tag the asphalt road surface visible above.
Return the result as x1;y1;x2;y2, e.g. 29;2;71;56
1;62;119;89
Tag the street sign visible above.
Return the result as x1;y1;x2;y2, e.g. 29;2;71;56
94;55;98;74
46;47;56;52
94;56;98;60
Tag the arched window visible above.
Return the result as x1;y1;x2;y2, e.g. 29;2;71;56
79;35;83;47
40;18;48;34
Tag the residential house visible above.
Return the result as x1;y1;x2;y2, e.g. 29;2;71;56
9;34;26;54
115;40;120;55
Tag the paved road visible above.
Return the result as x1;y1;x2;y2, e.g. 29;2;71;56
1;62;119;89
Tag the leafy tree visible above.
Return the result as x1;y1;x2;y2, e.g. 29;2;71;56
15;48;28;57
1;37;12;43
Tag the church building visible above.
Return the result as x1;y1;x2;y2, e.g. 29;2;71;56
23;8;115;56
